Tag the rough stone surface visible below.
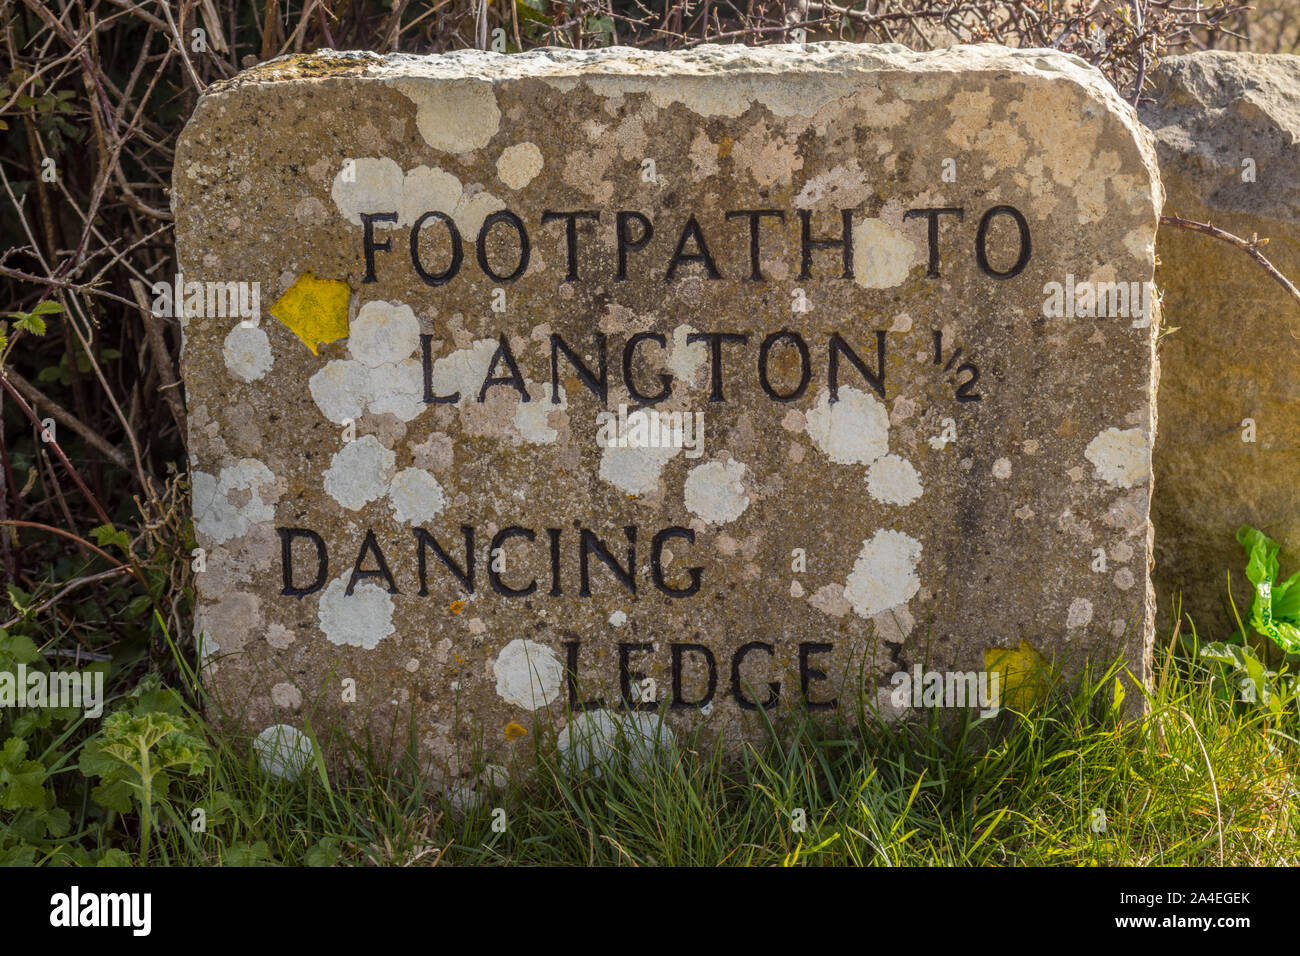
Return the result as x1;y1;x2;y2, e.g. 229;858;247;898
174;43;1160;782
1140;52;1300;637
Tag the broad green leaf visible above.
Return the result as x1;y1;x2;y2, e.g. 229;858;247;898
1237;524;1279;588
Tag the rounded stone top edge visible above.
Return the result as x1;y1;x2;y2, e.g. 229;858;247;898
185;40;1161;200
204;41;1113;91
1153;49;1300;69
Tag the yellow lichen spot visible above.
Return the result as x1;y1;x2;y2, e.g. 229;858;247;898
504;722;527;741
718;136;734;159
984;640;1053;712
449;599;466;614
269;270;350;354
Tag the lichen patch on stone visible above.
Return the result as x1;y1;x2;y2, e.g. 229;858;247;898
222;324;273;381
1084;426;1149;488
389;77;501;153
805;386;890;466
318;573;396;649
496;142;544;190
492;639;564;710
684;458;750;525
323;434;396;510
844;529;923;619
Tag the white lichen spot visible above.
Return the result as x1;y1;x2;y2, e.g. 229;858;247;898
222;324;273;382
513;383;566;444
430;339;500;407
496;142;544;190
794;160;872;210
557;709;675;777
253;724;313;781
333;161;504;237
1084;427;1149;489
390;78;501;154
598;442;681;496
192;459;278;544
387;467;447;525
1066;597;1094;629
609;610;628;627
308;300;426;425
323;435;395;510
400;165;504;236
270;682;303;710
493;639;564;710
992;458;1012;480
365;358;425;422
266;623;294;650
349;300;420;368
1113;568;1135;591
330;157;403;226
866;454;923;505
667;324;707;381
872;604;915;643
852;218;916;289
805;386;890;466
309;359;370;424
809;583;850;618
684;458;750;525
317;573;395;649
844;530;923;619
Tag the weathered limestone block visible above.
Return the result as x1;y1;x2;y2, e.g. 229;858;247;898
173;43;1160;782
1141;52;1300;638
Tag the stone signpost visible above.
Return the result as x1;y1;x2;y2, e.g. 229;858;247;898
173;43;1161;783
1141;53;1300;638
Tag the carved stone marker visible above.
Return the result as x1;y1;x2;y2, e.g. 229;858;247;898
174;44;1160;782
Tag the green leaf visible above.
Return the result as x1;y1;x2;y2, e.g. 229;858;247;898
90;778;134;814
1272;621;1300;655
10;310;51;337
0;632;41;665
89;524;131;554
0;738;48;810
129;677;184;717
42;806;71;838
1271;568;1300;620
0;844;37;867
222;841;273;866
516;0;551;24
305;836;341;867
1237;524;1279;588
1199;641;1241;666
6;585;31;613
78;739;121;778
